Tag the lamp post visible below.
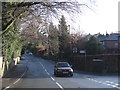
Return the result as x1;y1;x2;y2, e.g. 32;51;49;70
118;35;120;53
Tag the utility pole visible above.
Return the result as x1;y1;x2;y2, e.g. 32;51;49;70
118;35;120;53
46;7;50;56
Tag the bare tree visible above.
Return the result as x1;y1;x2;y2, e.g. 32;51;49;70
17;1;94;44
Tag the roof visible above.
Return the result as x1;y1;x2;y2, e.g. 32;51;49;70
99;33;120;41
56;62;68;64
36;46;47;51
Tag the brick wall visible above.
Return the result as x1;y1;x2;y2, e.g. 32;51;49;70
104;40;118;49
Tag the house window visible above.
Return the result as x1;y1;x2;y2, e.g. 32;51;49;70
102;42;105;45
115;43;118;46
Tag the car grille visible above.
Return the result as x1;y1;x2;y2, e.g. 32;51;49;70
62;69;69;72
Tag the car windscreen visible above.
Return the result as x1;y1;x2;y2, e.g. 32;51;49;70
57;63;70;67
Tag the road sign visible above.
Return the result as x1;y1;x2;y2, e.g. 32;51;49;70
73;47;77;53
80;50;86;54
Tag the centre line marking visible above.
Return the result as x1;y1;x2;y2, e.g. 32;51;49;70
56;82;64;90
39;62;64;90
51;77;55;81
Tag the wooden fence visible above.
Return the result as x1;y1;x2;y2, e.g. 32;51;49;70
69;54;119;73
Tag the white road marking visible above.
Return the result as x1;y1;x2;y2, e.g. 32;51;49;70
5;86;10;89
51;77;55;81
87;78;120;89
87;78;91;80
39;62;64;90
105;81;115;84
106;84;111;86
13;78;21;85
44;69;47;71
115;84;119;86
111;85;117;87
98;81;103;83
93;79;98;82
102;82;107;85
116;87;120;89
56;82;64;90
39;62;50;76
3;66;27;90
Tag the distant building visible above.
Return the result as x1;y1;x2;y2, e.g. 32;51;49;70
70;34;81;40
98;33;120;53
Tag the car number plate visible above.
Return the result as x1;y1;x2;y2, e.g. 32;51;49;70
63;72;68;74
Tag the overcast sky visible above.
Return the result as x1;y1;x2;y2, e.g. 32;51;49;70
15;0;119;35
73;0;119;35
53;0;119;35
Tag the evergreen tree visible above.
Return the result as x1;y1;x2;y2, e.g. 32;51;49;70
85;36;105;55
58;15;71;59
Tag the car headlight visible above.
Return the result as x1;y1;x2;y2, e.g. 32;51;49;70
69;69;73;72
57;69;62;72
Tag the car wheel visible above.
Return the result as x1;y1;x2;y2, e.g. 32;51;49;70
54;72;58;77
71;73;73;77
54;72;56;75
69;73;73;77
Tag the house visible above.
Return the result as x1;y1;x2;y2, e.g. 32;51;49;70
98;33;120;53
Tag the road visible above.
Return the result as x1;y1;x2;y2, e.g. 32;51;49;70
3;54;120;89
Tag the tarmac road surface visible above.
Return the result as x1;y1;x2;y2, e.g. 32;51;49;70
2;54;120;90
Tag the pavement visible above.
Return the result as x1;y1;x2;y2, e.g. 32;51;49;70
2;59;28;90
